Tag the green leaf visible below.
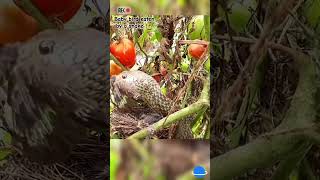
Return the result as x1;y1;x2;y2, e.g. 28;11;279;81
151;26;162;42
154;29;163;41
138;28;149;47
0;129;12;145
0;148;11;161
303;0;320;28
3;132;11;145
204;15;210;41
204;59;210;72
188;15;205;40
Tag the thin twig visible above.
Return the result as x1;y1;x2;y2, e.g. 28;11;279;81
0;171;36;180
277;0;304;44
178;40;209;45
213;34;302;56
56;164;84;180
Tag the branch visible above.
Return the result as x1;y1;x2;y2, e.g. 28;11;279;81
213;34;301;56
178;40;209;46
213;34;311;65
211;133;306;180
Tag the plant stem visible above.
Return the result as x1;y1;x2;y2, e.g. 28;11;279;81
16;0;56;30
110;54;129;71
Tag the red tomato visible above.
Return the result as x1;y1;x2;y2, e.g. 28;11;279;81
110;38;136;68
0;5;39;44
110;60;123;77
18;0;82;23
188;44;207;60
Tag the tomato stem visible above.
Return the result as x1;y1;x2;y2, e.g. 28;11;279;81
110;54;129;71
15;0;56;30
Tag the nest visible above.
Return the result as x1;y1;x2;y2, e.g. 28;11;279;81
110;107;169;138
0;136;108;180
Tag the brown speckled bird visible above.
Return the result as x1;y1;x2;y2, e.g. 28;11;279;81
111;70;194;139
0;28;107;162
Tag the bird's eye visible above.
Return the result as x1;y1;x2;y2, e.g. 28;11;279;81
122;74;127;79
39;40;55;55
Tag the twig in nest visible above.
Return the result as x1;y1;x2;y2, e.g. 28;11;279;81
277;0;304;44
287;8;318;39
56;163;84;180
0;171;35;180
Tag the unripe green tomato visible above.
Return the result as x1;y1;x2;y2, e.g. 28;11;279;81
188;15;205;40
218;0;257;32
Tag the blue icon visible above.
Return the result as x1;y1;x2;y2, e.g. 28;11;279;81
192;166;207;179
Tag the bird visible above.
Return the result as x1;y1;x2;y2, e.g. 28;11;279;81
0;28;107;162
111;70;194;139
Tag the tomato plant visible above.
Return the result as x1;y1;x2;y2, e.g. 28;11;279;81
31;0;82;22
110;38;136;68
188;43;206;60
0;5;39;44
110;60;123;76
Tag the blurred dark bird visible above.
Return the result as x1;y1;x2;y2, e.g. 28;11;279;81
0;28;107;163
